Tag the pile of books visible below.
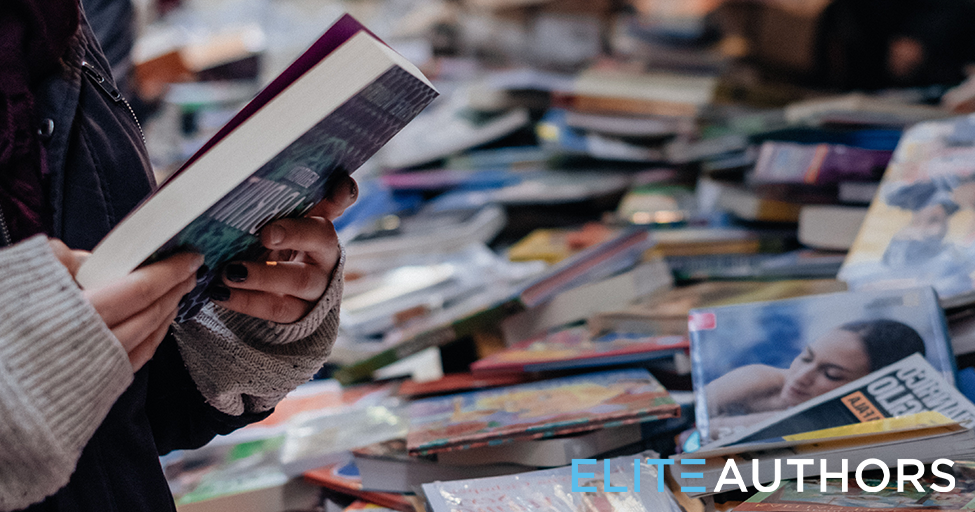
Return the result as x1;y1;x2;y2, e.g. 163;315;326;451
113;2;975;512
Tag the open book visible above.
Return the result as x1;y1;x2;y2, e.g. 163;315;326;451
75;15;438;321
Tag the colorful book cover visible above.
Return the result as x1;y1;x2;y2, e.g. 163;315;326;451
734;462;975;512
470;325;688;374
689;287;956;444
703;354;975;451
839;114;975;307
76;15;438;322
422;451;684;512
405;369;679;456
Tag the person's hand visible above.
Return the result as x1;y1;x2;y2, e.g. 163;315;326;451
49;239;203;371
209;173;358;323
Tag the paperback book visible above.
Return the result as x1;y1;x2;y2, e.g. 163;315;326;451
75;15;438;321
840;114;975;307
690;287;956;444
470;325;688;374
405;368;679;456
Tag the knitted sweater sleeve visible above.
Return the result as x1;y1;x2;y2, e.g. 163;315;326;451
0;235;133;510
170;249;344;416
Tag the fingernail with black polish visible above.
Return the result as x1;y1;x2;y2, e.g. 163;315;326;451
196;264;209;281
209;285;231;302
225;263;248;283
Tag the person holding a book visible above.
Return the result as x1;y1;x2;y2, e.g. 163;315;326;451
704;319;926;432
0;2;357;510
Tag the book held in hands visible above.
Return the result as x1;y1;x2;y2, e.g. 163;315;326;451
75;14;438;321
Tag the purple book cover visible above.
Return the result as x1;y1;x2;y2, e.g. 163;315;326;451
751;141;893;185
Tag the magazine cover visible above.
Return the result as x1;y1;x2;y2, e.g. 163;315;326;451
704;354;975;450
689;287;955;444
470;325;688;374
422;451;684;512
405;369;679;456
734;461;975;511
839;114;975;307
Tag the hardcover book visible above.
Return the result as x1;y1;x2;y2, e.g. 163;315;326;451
839;114;975;308
405;368;679;456
470;325;688;374
75;14;438;321
689;287;956;444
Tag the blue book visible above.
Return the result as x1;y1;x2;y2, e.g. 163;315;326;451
75;15;438;321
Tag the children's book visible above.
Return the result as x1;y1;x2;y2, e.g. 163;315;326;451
422;451;684;512
690;287;956;444
734;461;975;511
75;14;438;321
471;325;688;374
405;368;679;456
840;114;975;308
702;354;975;450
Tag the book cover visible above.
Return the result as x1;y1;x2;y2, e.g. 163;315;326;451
422;451;684;512
405;368;679;456
471;325;688;374
750;141;892;185
689;287;956;444
734;461;975;511
703;354;975;450
76;15;438;321
839;114;975;307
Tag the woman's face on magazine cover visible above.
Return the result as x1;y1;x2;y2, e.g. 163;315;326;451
779;329;871;406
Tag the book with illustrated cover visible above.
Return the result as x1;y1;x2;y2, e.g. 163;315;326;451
75;14;438;321
689;287;956;444
471;325;688;374
405;368;679;456
734;461;975;511
422;451;684;512
702;354;975;452
839;114;975;308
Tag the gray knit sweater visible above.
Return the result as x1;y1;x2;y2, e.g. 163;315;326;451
0;235;343;509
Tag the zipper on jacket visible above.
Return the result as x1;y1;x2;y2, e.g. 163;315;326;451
81;60;146;146
0;203;13;247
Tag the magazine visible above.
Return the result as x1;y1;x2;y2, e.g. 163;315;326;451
689;287;956;444
702;354;975;450
839;114;975;307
